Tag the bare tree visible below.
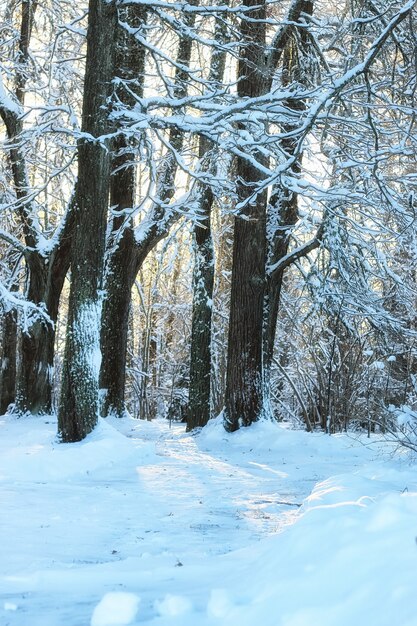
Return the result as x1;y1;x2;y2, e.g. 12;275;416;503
0;1;82;414
58;0;118;441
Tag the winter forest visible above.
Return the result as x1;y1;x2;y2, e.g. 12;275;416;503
1;1;417;625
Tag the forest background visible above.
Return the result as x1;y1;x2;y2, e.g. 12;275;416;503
0;0;417;448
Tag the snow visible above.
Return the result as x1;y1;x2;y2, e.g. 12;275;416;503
0;414;416;626
0;72;22;116
90;592;140;626
155;593;192;617
73;300;103;382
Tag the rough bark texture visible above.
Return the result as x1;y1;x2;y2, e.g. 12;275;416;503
223;0;267;432
0;308;17;414
100;8;195;417
186;8;228;430
99;5;147;418
0;0;75;414
101;228;138;417
264;186;299;370
58;0;117;442
15;222;73;414
264;0;314;373
187;173;215;430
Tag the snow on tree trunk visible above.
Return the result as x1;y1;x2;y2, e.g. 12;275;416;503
186;7;228;430
58;0;117;442
187;180;215;430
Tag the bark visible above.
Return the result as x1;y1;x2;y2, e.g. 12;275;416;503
186;176;215;430
0;250;18;414
100;8;195;417
15;229;72;413
264;0;314;372
100;227;138;417
100;213;178;417
0;1;75;414
58;0;117;442
186;8;228;430
99;5;146;417
0;308;17;414
223;0;267;432
264;184;300;371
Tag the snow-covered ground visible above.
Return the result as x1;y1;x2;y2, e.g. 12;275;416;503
0;414;416;626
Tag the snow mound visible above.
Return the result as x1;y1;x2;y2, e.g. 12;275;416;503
155;593;192;617
223;470;417;626
0;416;138;482
207;589;233;618
91;592;140;626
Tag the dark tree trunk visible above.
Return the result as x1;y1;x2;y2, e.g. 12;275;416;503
187;176;215;430
0;308;17;414
1;0;74;415
15;250;69;414
100;218;178;418
17;320;55;414
58;0;117;442
186;7;228;430
100;228;138;417
223;0;267;432
99;8;195;417
13;196;74;415
264;188;299;370
99;5;146;418
264;0;314;374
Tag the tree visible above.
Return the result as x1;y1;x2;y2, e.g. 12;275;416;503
0;0;82;414
223;0;268;432
100;4;197;418
58;0;117;441
267;0;417;431
187;4;229;430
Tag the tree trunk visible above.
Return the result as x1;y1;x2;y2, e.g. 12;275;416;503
223;0;267;432
264;188;299;370
99;5;146;418
1;0;74;416
186;4;228;431
15;256;67;414
58;0;117;442
16;320;55;414
99;8;195;417
187;178;215;430
0;308;17;414
264;0;314;374
100;227;138;417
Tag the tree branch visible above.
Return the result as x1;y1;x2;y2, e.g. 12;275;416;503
268;221;324;277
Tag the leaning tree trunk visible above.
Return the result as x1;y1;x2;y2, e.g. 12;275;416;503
100;226;138;417
58;0;117;442
100;216;177;417
223;0;267;432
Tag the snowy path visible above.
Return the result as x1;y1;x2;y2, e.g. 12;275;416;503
0;415;416;626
